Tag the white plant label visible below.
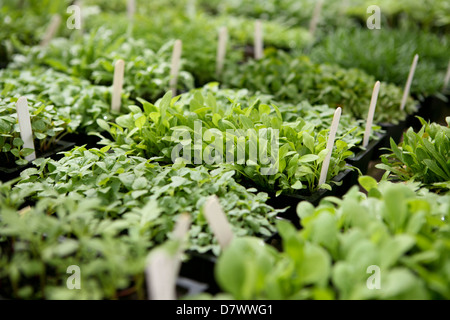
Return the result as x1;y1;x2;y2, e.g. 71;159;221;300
172;213;191;241
111;59;125;113
254;20;264;60
400;54;419;111
172;213;191;277
146;250;176;300
186;0;197;18
309;0;324;37
443;59;450;90
40;14;62;47
15;97;36;162
216;27;228;77
127;0;136;22
363;81;381;148
318;107;342;187
170;40;183;96
203;195;234;249
74;0;83;32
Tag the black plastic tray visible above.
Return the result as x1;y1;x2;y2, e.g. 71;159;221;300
411;96;450;128
179;222;284;295
372;120;406;159
347;132;386;175
266;168;354;228
0;140;75;182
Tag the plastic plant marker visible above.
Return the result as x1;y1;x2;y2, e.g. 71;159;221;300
18;206;31;217
318;107;342;187
172;213;191;276
254;20;264;60
173;213;191;241
186;0;197;18
146;250;176;300
309;0;323;38
400;54;419;111
15;97;36;162
216;27;228;77
74;0;83;33
111;59;125;113
40;14;61;47
203;195;234;249
127;0;136;22
363;81;381;147
170;40;182;96
444;59;450;91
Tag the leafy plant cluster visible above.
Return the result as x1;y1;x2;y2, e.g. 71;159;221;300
191;178;450;300
198;0;450;32
0;95;75;166
0;67;121;134
377;117;450;193
7;146;280;254
96;90;353;194
345;0;450;31
0;145;281;299
81;8;312;87
222;49;418;124
10;28;195;102
197;0;359;31
181;83;383;150
0;0;72;68
310;28;450;98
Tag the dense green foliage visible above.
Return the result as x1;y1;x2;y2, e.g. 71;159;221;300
194;178;450;299
310;28;450;98
377;117;450;193
222;50;417;124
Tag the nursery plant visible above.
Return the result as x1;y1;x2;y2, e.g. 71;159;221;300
222;50;417;124
310;28;450;99
95;90;354;195
180;83;383;151
0;95;75;166
10;28;195;102
192;178;450;300
0;67;121;133
7;146;281;255
377;117;450;193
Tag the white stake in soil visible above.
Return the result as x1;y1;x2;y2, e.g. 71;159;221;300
318;107;342;187
74;0;83;33
443;59;450;91
363;81;381;148
40;14;62;47
146;214;191;300
15;97;36;162
127;0;136;23
309;0;324;38
172;213;191;277
170;40;183;96
111;59;125;113
216;27;228;77
204;195;234;249
254;20;264;60
400;54;419;111
146;250;176;300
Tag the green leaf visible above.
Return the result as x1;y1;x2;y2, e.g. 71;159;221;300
291;180;303;189
358;176;378;192
13;138;24;147
299;154;319;163
135;115;147;130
